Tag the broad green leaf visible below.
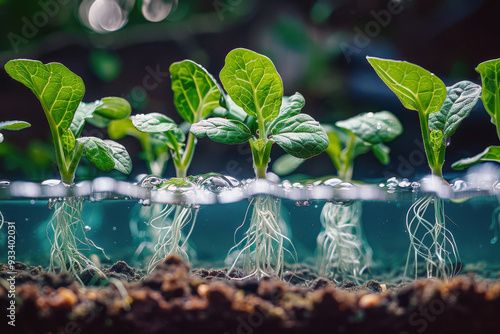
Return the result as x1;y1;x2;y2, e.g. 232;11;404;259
220;48;283;124
170;60;221;124
366;57;446;115
94;97;131;120
335;111;403;145
104;140;132;174
267;92;306;134
190;118;252;144
476;59;500;121
4;60;84;134
0;120;31;131
452;146;500;170
78;137;115;171
71;101;101;138
131;113;178;133
429;81;482;138
270;114;329;159
272;154;306;176
371;143;391;165
108;118;143;140
61;129;75;154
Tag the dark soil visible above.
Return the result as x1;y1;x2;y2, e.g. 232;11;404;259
1;257;500;334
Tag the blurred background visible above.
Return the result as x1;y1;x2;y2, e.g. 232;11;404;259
1;0;499;182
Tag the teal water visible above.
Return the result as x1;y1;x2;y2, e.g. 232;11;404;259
1;173;500;279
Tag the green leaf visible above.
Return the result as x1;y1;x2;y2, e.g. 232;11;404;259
452;146;500;170
78;137;115;172
71;101;101;138
220;48;283;124
335;111;403;145
366;57;446;115
4;60;84;134
170;60;221;124
429;81;482;138
131;113;178;133
108;118;143;140
270;114;329;159
61;129;75;154
0;120;31;131
94;97;131;120
190;118;252;144
476;59;500;121
371;143;391;165
267;92;305;134
272;154;306;176
104;140;132;174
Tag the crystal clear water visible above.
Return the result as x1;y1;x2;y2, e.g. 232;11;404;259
1;166;500;279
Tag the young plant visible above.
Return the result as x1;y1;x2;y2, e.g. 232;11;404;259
452;58;500;245
191;48;329;279
5;60;132;284
130;60;221;271
367;57;481;280
274;111;403;282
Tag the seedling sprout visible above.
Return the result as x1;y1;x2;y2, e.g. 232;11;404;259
367;57;481;280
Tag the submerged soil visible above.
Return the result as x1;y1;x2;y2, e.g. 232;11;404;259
1;257;500;334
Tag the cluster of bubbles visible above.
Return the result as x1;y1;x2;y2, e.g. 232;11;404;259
2;163;500;205
78;0;178;33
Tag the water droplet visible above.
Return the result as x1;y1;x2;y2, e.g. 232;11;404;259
112;226;117;231
0;180;11;187
85;226;91;231
452;179;467;191
445;137;451;147
142;0;176;22
141;199;151;207
323;178;342;186
398;179;411;188
30;199;35;205
366;112;374;117
42;179;61;186
282;180;293;189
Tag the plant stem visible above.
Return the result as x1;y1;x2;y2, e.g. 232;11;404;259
340;133;356;181
255;165;267;179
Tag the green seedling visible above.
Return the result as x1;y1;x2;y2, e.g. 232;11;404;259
274;111;402;282
367;57;481;280
452;58;500;244
130;60;221;271
191;48;329;279
5;60;132;284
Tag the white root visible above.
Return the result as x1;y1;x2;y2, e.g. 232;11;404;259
48;198;106;285
316;201;372;283
405;195;460;280
227;196;296;280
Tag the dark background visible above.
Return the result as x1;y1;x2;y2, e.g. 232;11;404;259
1;0;499;182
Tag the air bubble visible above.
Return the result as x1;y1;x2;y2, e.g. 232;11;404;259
85;226;91;231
